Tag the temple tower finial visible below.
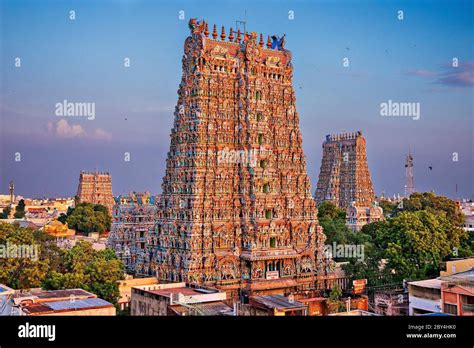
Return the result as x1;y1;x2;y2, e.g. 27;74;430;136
259;33;264;47
220;25;226;41
212;24;217;39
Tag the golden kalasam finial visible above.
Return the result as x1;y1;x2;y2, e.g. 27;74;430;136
259;33;264;47
212;24;217;39
236;29;241;43
266;35;271;48
220;26;226;41
229;27;234;42
204;22;209;37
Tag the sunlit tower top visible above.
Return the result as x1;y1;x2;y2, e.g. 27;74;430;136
404;149;414;197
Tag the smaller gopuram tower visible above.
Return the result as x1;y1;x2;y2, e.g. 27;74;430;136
314;131;375;208
76;171;115;215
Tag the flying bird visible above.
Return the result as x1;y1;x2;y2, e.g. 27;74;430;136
429;166;433;171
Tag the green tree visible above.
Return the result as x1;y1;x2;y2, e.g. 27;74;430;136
342;197;469;284
13;199;26;219
317;201;351;247
0;206;11;219
0;222;59;289
396;192;464;226
379;199;396;217
318;201;345;220
43;241;124;304
327;284;346;313
384;211;465;281
65;203;111;235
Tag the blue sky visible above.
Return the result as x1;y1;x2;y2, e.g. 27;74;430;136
1;0;473;199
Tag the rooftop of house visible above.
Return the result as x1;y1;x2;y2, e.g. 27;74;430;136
21;297;114;315
12;288;97;305
150;287;204;298
250;294;306;310
169;301;233;316
133;282;224;303
408;279;443;290
0;284;15;295
330;309;379;316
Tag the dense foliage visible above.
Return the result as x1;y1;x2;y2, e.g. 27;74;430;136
58;202;111;235
318;193;471;285
0;222;123;304
13;199;26;219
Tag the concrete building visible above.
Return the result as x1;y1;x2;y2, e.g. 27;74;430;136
408;279;443;315
131;282;231;316
6;288;115;316
0;284;17;315
440;258;474;277
440;269;474;316
117;277;159;311
460;200;474;232
330;309;379;316
408;258;474;316
246;294;307;316
374;289;409;316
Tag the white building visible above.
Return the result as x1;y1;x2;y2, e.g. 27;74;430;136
460;201;474;232
408;279;442;315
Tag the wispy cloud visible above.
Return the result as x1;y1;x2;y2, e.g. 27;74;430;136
404;69;436;77
405;61;474;88
93;128;113;141
47;120;112;140
437;61;474;87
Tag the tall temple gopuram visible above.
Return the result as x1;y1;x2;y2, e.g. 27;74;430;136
150;19;328;299
76;171;115;215
314;131;376;209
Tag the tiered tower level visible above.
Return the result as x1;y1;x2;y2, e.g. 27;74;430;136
151;19;327;298
314;131;375;209
108;192;157;275
76;171;115;215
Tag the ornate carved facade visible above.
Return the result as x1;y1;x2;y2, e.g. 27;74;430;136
76;171;115;215
314;131;375;209
346;202;384;232
107;192;157;275
151;19;327;298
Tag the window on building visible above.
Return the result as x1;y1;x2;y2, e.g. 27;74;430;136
444;303;458;315
258;133;264;145
270;237;276;248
